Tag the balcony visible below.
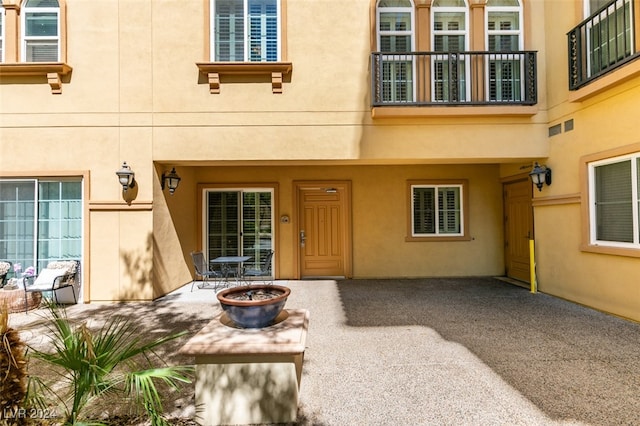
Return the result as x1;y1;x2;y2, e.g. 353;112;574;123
568;0;639;90
371;51;537;108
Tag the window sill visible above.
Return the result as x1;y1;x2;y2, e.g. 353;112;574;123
405;235;472;242
0;62;72;94
372;105;538;118
580;243;640;258
196;62;293;94
569;57;640;102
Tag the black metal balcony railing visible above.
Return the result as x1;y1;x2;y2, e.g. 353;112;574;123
568;0;637;90
371;51;537;107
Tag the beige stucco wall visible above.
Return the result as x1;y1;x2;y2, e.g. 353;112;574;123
0;0;546;304
7;0;639;325
151;164;505;295
532;81;640;322
537;0;640;322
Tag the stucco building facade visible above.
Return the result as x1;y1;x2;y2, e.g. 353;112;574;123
1;0;639;322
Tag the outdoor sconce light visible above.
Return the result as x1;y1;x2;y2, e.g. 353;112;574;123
115;161;136;191
161;167;181;195
529;162;552;192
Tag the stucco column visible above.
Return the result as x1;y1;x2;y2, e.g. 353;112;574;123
415;1;431;51
2;1;20;62
470;1;486;51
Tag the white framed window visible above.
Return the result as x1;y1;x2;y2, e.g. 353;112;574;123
486;0;523;101
377;0;415;102
487;0;522;52
411;183;464;237
584;0;634;77
431;0;469;102
21;0;60;62
588;153;640;248
211;0;280;62
0;179;82;275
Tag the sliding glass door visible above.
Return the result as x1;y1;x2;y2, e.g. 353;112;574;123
206;189;273;273
0;179;82;276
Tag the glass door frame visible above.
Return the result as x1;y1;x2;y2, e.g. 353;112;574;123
201;185;276;274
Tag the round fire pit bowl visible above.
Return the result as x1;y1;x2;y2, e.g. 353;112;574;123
217;285;291;328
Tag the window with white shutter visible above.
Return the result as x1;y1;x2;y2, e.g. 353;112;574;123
589;153;640;248
410;183;465;238
431;0;469;102
486;0;523;102
212;0;279;62
376;0;415;102
22;0;60;62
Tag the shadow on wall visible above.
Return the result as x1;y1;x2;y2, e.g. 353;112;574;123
119;233;154;301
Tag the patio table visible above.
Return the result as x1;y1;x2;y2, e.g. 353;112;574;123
210;256;251;285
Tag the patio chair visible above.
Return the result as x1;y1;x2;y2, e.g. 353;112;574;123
243;250;274;284
0;261;11;288
23;260;80;312
190;251;226;291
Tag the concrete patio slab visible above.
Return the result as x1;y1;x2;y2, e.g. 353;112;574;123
8;277;640;425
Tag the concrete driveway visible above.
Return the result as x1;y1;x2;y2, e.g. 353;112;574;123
10;277;640;425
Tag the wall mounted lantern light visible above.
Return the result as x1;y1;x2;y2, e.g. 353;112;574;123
161;167;181;195
115;161;136;191
529;162;552;192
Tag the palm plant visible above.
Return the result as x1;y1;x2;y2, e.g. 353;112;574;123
0;303;28;424
27;303;193;426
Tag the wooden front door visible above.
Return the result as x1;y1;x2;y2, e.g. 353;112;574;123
504;178;534;283
296;182;351;278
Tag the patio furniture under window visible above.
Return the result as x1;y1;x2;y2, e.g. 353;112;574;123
0;261;12;288
190;251;230;291
23;260;80;312
243;250;274;284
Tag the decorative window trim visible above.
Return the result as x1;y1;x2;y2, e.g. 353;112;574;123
21;0;61;62
580;142;640;258
406;179;471;242
0;0;70;94
196;61;292;94
0;62;71;93
200;0;291;94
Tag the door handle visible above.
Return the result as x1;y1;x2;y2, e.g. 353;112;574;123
300;230;306;247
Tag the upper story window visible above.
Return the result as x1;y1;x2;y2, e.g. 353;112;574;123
376;0;415;102
198;0;291;94
371;0;537;109
377;0;414;53
486;0;523;102
586;0;633;75
568;0;635;90
0;0;70;93
588;152;640;249
431;0;468;102
432;0;468;53
486;0;522;52
22;0;60;62
211;0;280;62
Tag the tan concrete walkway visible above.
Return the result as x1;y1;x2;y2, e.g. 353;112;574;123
9;278;640;425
